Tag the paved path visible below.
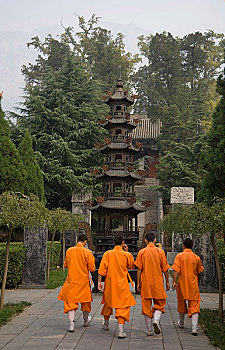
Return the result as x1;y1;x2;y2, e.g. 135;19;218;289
0;286;223;350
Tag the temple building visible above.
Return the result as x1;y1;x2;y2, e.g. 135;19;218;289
86;74;152;253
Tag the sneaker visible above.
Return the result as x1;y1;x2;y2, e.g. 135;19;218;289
146;330;153;336
83;315;91;327
192;328;198;336
102;320;109;331
153;320;161;335
68;321;74;332
118;331;126;339
178;320;184;328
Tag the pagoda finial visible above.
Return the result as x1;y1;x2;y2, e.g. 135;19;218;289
116;66;123;89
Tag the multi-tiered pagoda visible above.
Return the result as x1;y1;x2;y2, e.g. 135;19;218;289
86;72;151;254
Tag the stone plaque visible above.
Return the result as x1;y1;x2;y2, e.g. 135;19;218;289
170;187;194;205
21;225;48;287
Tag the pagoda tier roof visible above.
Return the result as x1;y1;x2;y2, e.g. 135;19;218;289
96;170;142;181
99;143;139;153
89;199;147;214
99;118;137;130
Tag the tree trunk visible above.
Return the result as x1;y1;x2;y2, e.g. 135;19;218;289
211;233;223;318
0;228;13;310
62;232;65;272
46;230;56;281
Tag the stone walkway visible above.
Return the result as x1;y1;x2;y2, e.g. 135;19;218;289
0;285;223;350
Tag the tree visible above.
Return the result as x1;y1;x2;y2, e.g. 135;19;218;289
46;208;81;280
0;105;26;194
0;192;47;309
198;71;225;204
18;49;107;209
18;131;45;203
159;201;225;318
132;31;224;200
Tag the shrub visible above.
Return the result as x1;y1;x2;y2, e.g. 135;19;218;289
47;241;61;269
217;239;225;291
0;243;26;288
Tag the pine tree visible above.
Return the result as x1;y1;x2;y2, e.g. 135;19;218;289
18;50;107;209
0;103;26;193
18;131;45;202
198;72;225;204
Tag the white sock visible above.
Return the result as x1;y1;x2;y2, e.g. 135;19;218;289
179;312;185;324
68;310;75;322
83;311;89;320
144;315;152;331
192;313;198;329
154;310;162;322
118;324;124;332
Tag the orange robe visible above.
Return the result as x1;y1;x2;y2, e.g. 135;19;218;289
57;243;95;312
135;243;170;317
172;248;204;317
98;246;136;322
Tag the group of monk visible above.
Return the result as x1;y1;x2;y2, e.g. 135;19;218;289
57;232;204;339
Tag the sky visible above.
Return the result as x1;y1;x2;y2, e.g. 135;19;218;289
0;0;225;36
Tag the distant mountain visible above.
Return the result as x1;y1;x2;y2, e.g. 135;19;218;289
0;22;150;112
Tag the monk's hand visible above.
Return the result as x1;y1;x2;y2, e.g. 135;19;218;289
98;281;104;293
123;244;128;252
166;281;170;291
137;283;141;293
172;282;177;290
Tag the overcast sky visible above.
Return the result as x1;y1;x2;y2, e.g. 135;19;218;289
1;0;225;36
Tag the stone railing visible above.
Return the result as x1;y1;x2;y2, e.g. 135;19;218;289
101;192;134;198
95;230;139;238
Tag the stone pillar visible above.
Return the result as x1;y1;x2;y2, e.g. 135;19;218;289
21;225;48;288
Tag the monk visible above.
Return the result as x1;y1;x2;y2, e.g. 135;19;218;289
98;235;136;339
172;237;204;335
57;234;95;332
135;232;170;336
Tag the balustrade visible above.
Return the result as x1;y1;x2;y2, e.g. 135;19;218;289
101;192;134;198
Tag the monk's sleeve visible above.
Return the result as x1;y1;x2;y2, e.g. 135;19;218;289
197;257;204;273
160;250;170;272
98;252;108;276
87;251;95;272
172;254;181;273
134;251;143;270
127;252;135;269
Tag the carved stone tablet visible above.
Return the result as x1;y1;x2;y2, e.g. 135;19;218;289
170;187;194;204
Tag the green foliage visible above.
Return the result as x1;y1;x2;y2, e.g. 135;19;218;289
0;243;26;288
46;268;67;289
0;301;31;326
198;72;225;204
47;241;61;270
133;31;224;199
0;192;47;230
199;309;225;350
0;106;26;194
46;208;80;234
18;131;45;203
18;48;107;208
159;200;225;238
218;240;225;291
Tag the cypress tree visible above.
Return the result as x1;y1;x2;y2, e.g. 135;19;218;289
18;131;45;202
0;103;26;193
198;73;225;204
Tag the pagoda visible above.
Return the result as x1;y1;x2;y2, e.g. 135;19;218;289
86;70;151;254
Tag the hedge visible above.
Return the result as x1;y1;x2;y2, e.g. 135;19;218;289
0;243;26;288
217;239;225;291
0;241;61;289
47;241;61;269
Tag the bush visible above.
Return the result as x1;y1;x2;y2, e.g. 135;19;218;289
47;241;61;269
0;243;26;288
217;239;225;291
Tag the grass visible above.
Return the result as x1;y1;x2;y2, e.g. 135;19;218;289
0;301;31;326
46;268;68;289
199;309;225;350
